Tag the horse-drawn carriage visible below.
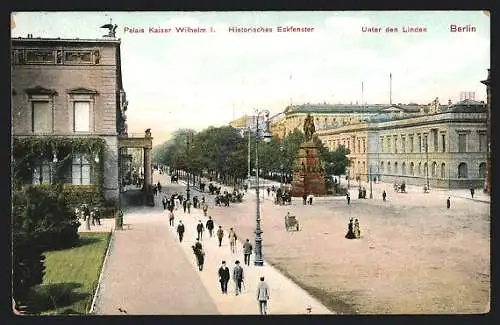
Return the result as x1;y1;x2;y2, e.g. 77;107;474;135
285;214;300;232
393;182;406;193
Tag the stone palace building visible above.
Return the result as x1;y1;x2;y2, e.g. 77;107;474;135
11;34;153;203
315;99;487;189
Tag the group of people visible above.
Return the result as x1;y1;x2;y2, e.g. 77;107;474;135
345;218;361;239
75;204;101;226
171;212;270;314
302;193;314;205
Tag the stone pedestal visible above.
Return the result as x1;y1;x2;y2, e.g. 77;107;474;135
291;141;326;197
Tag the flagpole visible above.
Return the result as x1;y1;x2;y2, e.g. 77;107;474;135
390;73;392;105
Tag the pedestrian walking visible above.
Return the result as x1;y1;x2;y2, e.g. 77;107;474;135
217;226;224;247
196;220;204;241
233;261;244;296
228;228;237;253
192;239;204;271
218;261;230;294
206;216;214;237
177;221;185;242
354;218;361;239
157;181;162;193
346;192;351;205
382;190;387;201
267;187;270;197
162;196;168;210
183;199;187;213
187;200;192;214
202;202;209;216
447;197;451;209
256;276;270;315
169;210;175;226
302;193;307;205
243;239;253;266
470;188;475;198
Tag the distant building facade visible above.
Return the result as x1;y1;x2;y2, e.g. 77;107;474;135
316;99;487;189
269;103;426;139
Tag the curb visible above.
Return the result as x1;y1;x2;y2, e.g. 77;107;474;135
89;227;115;314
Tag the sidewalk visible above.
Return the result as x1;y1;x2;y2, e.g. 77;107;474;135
160;174;333;314
164;210;333;315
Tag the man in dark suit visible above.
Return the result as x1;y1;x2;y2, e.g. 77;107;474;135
177;221;185;242
218;261;230;294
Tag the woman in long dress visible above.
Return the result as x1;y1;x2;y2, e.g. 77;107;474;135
345;218;356;239
354;219;361;239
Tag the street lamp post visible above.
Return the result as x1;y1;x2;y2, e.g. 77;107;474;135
247;125;251;182
254;109;271;267
425;138;430;190
369;166;373;199
186;133;192;201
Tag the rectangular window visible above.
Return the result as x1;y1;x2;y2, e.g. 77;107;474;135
72;154;92;185
362;139;366;153
418;135;422;152
74;101;91;132
32;161;53;184
424;135;428;151
401;136;406;153
442;134;446;152
409;135;414;152
357;139;360;153
32;101;52;133
394;136;398;153
479;133;487;152
387;137;391;152
380;136;384;152
458;134;467;153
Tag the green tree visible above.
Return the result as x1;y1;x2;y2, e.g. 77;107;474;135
12;185;79;305
323;145;350;177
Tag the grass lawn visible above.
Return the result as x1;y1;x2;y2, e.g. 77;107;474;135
25;232;111;315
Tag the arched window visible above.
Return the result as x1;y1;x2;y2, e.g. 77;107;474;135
424;163;428;177
418;162;421;176
410;162;414;176
394;162;398;174
441;163;446;178
402;162;407;175
458;162;468;178
432;162;437;177
479;162;486;178
380;161;384;173
387;162;392;174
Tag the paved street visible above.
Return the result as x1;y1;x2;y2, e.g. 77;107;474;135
193;175;490;314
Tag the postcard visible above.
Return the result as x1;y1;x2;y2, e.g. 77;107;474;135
11;11;490;315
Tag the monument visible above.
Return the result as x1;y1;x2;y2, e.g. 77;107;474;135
291;113;327;197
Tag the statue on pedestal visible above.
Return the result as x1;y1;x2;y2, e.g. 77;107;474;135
303;113;316;142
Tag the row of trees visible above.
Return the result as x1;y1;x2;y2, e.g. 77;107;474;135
153;125;350;186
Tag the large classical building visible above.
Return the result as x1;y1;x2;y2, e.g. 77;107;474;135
316;99;488;189
11;34;152;202
229;114;266;132
270;103;426;139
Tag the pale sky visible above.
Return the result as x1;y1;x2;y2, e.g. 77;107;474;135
11;11;490;144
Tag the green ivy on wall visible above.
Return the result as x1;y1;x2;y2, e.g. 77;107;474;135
12;137;107;206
